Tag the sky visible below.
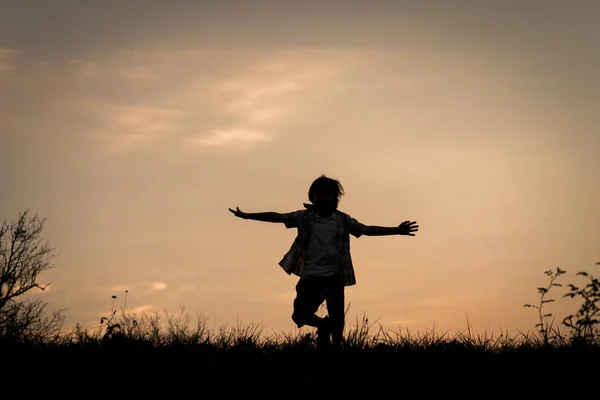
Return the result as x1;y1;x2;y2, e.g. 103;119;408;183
1;0;599;339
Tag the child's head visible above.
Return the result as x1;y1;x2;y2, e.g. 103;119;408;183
308;175;345;212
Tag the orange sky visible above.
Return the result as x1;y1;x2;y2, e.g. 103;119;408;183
1;1;598;339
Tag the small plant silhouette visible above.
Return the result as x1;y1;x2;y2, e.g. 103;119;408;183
562;262;600;346
524;267;565;346
100;295;121;340
99;293;134;342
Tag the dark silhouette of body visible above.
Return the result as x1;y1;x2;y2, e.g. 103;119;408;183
229;175;418;351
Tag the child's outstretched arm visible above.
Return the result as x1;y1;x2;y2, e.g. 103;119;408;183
228;207;284;223
363;220;419;236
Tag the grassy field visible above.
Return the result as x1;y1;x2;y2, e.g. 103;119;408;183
2;265;599;395
2;316;598;396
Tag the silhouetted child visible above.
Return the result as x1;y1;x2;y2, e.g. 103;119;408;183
229;175;418;351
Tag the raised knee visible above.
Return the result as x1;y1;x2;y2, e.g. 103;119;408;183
291;311;306;328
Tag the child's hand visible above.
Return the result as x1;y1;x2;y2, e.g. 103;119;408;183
229;207;248;219
397;220;418;236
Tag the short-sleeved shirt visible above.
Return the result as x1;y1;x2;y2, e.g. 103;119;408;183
301;212;341;277
279;203;367;286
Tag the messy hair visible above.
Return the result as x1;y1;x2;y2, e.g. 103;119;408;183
308;175;345;205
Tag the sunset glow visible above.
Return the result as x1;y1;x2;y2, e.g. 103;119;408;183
1;1;598;338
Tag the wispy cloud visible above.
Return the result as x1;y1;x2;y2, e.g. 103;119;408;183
81;100;185;153
109;281;167;294
150;282;167;291
215;74;304;126
58;50;340;153
189;127;271;149
183;51;337;150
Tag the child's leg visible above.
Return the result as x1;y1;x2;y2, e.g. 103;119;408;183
325;276;345;350
291;277;326;329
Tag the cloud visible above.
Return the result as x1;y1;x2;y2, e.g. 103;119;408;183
150;282;167;291
81;100;185;153
189;127;271;148
30;49;340;154
108;281;167;294
1;48;339;154
216;74;308;125
180;51;337;150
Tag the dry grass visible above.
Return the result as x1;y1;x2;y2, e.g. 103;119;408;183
1;263;598;394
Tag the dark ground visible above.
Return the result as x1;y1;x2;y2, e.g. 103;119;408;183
2;341;598;397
